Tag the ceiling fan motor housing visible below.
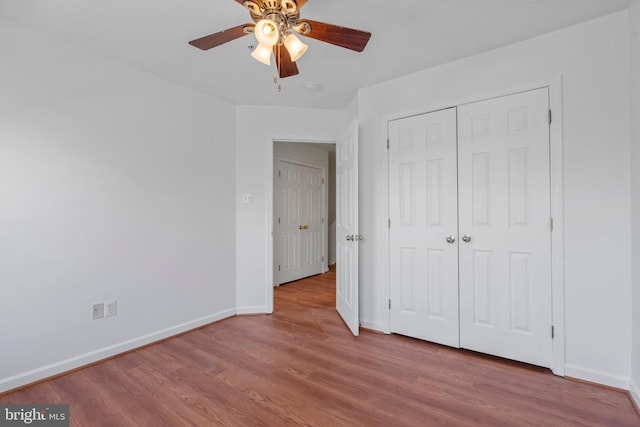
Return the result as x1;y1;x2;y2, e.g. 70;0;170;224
246;1;300;26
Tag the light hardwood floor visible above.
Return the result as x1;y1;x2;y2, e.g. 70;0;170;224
2;267;639;426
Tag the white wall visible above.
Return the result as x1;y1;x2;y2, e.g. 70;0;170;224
235;106;348;313
0;19;237;392
357;12;632;388
629;0;640;409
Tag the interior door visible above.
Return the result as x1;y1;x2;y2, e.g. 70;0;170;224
388;108;460;347
302;166;324;277
457;88;552;368
336;120;359;336
277;161;304;284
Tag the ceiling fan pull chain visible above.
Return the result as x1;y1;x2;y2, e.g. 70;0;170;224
274;45;282;92
274;73;282;92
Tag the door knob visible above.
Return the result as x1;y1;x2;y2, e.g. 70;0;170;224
346;235;354;241
446;235;456;244
299;225;304;230
462;234;471;243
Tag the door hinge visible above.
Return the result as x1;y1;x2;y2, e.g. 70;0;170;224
278;217;281;224
387;138;390;150
278;170;281;177
551;325;555;339
322;256;325;262
322;178;325;184
388;219;391;228
550;217;554;232
278;265;281;272
548;109;552;124
388;299;392;309
322;217;325;223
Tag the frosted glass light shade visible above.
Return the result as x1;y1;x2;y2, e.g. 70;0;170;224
283;33;308;62
251;43;272;65
255;20;279;47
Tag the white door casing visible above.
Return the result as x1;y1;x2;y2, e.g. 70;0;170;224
336;121;359;336
276;160;325;284
457;88;552;368
388;108;460;347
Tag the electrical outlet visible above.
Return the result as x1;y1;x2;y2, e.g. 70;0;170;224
105;300;117;317
92;303;104;320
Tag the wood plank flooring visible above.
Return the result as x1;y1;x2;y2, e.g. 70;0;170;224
2;267;639;426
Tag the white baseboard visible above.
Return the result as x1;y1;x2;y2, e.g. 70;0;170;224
564;364;630;390
236;305;269;315
0;309;235;394
631;379;640;412
360;319;386;333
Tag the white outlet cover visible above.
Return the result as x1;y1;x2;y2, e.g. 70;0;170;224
92;303;104;320
105;300;117;317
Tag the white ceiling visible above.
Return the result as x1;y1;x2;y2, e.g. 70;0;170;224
0;0;631;109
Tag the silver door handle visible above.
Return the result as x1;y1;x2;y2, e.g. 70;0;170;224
462;234;471;243
446;235;455;244
346;235;354;241
356;235;363;241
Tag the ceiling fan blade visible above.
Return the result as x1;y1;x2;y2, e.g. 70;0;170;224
300;20;371;52
274;45;299;78
189;24;253;50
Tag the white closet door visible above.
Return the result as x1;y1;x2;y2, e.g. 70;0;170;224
389;108;460;347
302;166;324;277
278;161;304;284
457;88;553;368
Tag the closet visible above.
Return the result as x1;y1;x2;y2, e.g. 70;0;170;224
388;88;553;367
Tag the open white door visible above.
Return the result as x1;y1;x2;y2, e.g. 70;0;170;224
336;120;359;336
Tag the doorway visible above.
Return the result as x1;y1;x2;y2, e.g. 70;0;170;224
273;141;336;286
267;122;360;336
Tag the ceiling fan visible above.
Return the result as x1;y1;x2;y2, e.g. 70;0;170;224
188;0;372;79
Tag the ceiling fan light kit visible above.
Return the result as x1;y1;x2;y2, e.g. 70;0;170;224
283;33;308;62
189;0;371;80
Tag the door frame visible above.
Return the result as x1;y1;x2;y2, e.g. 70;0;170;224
274;156;328;285
266;137;336;314
384;77;565;377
